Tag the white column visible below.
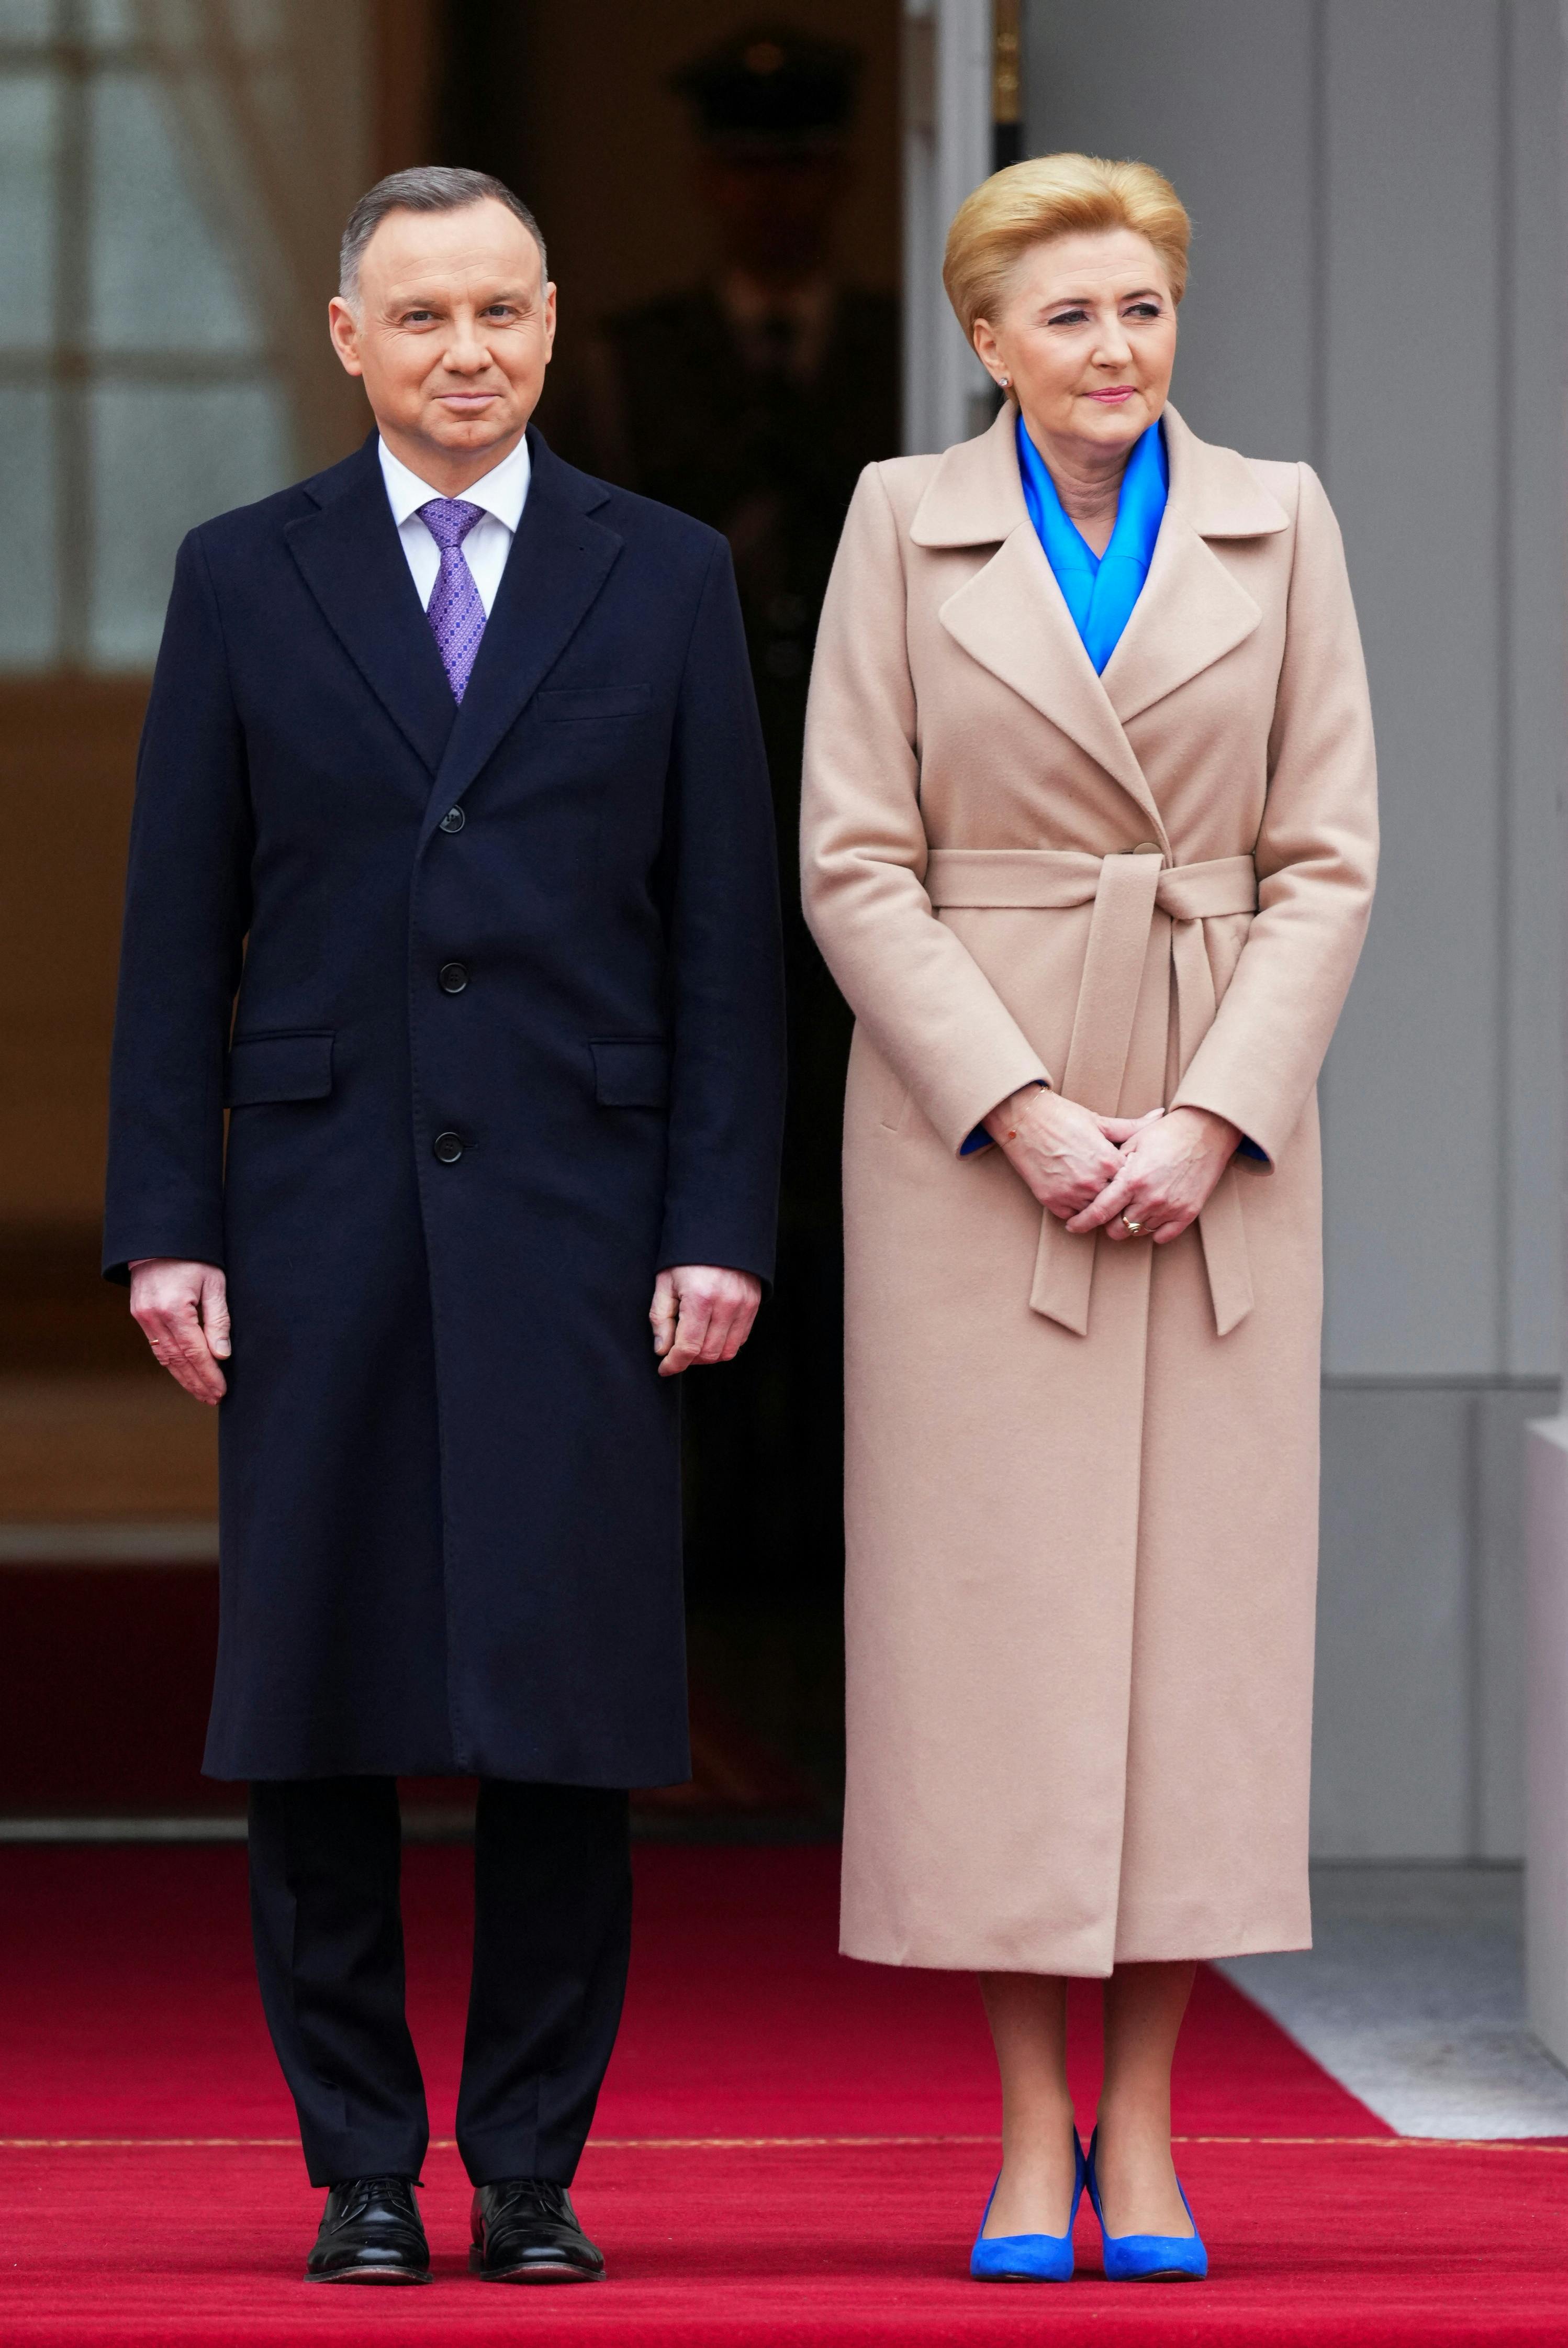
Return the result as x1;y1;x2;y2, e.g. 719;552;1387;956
901;0;995;454
1524;0;1568;2067
1528;1425;1568;2060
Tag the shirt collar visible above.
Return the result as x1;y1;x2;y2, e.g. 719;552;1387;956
377;431;532;532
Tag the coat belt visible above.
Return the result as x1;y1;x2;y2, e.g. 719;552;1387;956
924;847;1260;1340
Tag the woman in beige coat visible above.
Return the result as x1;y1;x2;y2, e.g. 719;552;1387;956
801;154;1376;2280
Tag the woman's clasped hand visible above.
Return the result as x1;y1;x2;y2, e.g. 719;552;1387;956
982;1085;1242;1244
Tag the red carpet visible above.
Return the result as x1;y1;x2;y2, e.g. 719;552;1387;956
3;1842;1567;2342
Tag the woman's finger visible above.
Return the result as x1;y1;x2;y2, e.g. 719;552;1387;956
1097;1108;1164;1144
1066;1167;1137;1234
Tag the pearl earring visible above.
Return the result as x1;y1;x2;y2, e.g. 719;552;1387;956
1000;375;1010;388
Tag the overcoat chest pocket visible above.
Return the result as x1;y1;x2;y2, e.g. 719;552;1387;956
225;1030;334;1106
590;1039;670;1108
537;684;653;721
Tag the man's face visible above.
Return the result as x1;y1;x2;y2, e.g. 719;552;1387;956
328;198;555;480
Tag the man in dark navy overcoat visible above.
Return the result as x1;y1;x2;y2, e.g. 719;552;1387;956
103;168;785;2288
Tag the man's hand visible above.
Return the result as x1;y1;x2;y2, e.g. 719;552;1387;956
128;1259;230;1405
649;1265;762;1377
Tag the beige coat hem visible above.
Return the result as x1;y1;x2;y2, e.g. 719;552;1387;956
838;1920;1314;1977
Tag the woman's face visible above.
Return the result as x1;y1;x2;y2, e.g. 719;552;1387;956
973;228;1178;460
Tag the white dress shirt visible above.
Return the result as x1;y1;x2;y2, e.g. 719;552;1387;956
377;433;532;617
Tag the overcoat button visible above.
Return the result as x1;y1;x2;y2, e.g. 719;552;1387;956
433;1131;464;1164
439;806;466;833
1133;841;1161;854
439;961;469;994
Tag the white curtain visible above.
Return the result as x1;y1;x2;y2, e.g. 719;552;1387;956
132;0;374;473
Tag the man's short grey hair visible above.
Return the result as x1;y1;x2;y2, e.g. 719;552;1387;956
339;167;548;307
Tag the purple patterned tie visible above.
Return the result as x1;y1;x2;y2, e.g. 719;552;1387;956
419;498;487;701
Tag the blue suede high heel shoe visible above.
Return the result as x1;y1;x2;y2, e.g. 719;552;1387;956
969;2132;1085;2282
1085;2127;1207;2280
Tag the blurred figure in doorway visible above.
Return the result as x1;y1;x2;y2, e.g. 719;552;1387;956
556;25;900;1634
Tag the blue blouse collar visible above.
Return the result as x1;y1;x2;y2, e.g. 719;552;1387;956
1015;413;1169;675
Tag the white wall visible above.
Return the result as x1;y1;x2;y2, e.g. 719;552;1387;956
1018;0;1566;1854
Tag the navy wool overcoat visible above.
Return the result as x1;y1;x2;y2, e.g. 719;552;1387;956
103;429;786;1786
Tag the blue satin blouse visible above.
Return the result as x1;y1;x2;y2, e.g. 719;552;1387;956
1016;411;1169;673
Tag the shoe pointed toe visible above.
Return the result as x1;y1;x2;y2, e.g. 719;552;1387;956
970;2228;1077;2283
1101;2229;1209;2282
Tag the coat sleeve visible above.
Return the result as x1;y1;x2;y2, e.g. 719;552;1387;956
800;464;1052;1155
655;535;786;1281
1170;464;1379;1165
102;530;253;1283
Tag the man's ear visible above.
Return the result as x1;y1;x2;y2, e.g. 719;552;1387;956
327;297;365;379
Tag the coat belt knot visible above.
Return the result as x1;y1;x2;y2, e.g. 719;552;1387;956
923;847;1260;1339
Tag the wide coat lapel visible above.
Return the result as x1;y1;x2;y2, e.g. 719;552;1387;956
915;401;1294;842
914;403;1167;845
420;432;625;842
1101;406;1290;727
285;437;457;780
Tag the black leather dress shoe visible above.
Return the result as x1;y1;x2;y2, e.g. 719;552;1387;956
305;2175;430;2284
469;2178;605;2283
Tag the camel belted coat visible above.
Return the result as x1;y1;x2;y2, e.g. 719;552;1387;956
801;402;1377;1974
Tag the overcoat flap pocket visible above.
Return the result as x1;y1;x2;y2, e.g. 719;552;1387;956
225;1031;334;1107
537;684;653;721
590;1038;670;1108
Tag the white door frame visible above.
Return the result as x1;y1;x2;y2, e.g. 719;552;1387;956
901;0;995;453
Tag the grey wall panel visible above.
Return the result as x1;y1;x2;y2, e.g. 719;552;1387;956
1314;1384;1474;1856
1504;0;1566;1377
1314;1377;1554;1860
1318;0;1505;1374
1027;0;1316;459
1475;1385;1556;1855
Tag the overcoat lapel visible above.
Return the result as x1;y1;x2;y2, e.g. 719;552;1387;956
938;525;1168;846
285;438;457;780
915;403;1166;844
914;401;1291;839
1102;407;1289;728
421;433;625;842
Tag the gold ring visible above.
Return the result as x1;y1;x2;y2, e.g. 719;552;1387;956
1121;1215;1144;1236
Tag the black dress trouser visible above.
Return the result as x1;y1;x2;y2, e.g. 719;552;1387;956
247;1777;632;2188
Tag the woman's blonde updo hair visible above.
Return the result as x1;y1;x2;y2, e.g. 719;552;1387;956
943;152;1190;341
